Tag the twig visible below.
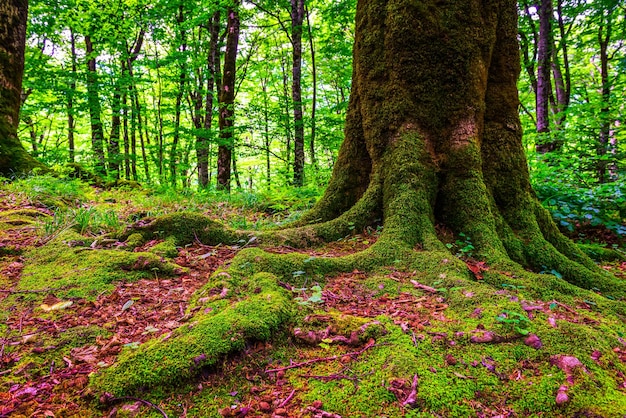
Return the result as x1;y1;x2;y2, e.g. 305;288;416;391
278;388;296;408
410;280;438;293
107;396;169;418
265;341;379;373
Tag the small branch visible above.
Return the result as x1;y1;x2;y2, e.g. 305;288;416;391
278;388;296;408
410;280;437;293
265;341;378;373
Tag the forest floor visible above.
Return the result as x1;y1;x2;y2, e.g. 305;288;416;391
1;179;626;418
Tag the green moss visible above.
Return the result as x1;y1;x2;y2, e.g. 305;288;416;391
90;272;293;396
148;237;179;258
119;211;242;246
17;230;184;300
123;232;144;249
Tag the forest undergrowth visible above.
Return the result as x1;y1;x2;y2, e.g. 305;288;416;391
1;175;626;418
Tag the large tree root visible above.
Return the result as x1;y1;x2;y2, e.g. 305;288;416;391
91;272;293;396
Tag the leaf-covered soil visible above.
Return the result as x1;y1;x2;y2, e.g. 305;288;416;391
1;186;626;418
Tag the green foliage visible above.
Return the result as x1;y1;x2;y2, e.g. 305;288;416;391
293;284;323;305
445;232;475;258
3;174;91;208
496;310;531;336
40;206;122;237
532;166;626;238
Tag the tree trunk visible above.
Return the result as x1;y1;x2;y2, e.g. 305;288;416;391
551;0;570;129
0;0;44;176
67;29;78;163
195;10;220;189
295;0;618;296
85;35;107;176
306;4;317;170
597;12;612;184
535;0;556;153
291;0;305;186
170;5;188;188
217;5;240;192
109;82;122;180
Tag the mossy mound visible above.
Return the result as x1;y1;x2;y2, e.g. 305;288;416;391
17;230;184;301
119;212;242;247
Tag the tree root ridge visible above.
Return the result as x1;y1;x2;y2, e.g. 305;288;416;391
90;272;293;396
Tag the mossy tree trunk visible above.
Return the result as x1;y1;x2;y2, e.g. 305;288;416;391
0;0;45;177
295;0;621;296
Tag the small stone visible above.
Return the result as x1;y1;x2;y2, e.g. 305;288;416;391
340;355;352;363
312;400;323;409
274;407;287;415
524;334;542;350
259;402;271;412
555;391;569;405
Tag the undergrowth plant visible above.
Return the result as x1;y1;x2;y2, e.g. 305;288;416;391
40;206;122;237
530;153;626;242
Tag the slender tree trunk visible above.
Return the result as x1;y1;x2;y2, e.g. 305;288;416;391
196;10;220;189
280;54;293;179
125;30;144;181
535;0;556;153
291;0;305;186
135;87;150;183
109;82;122;179
123;91;131;180
85;35;107;176
597;14;612;184
551;0;570;128
170;6;188;187
217;5;240;191
262;75;271;188
171;80;184;188
306;4;317;169
67;29;77;163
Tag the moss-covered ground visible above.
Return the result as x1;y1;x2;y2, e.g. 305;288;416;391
1;177;625;417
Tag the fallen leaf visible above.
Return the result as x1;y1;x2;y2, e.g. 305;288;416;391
40;301;73;312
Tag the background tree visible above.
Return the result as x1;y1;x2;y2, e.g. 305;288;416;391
0;0;44;176
217;2;241;191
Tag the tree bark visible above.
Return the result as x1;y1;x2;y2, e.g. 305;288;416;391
67;29;78;163
535;0;555;153
85;35;107;176
109;82;122;179
291;0;305;186
217;5;240;192
0;0;45;176
306;4;317;169
294;0;619;296
194;10;220;189
597;11;613;184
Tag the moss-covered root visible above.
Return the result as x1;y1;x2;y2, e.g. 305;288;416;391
119;212;245;247
90;272;293;396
